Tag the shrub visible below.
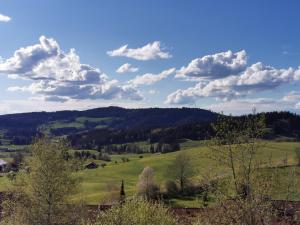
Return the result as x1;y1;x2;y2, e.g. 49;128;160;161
100;163;107;168
164;180;178;197
88;198;179;225
121;157;130;162
99;153;111;162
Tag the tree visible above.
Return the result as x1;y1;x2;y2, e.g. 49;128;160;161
120;180;125;204
168;152;195;192
204;110;276;224
137;167;159;200
1;138;79;225
10;152;24;171
209;110;266;197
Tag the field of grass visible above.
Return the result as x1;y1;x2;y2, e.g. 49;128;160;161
0;140;299;207
70;140;300;205
39;117;120;134
75;117;117;124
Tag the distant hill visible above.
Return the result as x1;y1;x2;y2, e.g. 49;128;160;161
0;107;218;145
0;107;299;148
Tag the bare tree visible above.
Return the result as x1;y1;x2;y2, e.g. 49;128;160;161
168;152;195;192
137;167;159;200
203;110;277;224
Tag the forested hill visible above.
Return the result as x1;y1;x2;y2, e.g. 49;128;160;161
0;107;217;129
0;107;218;145
0;107;299;148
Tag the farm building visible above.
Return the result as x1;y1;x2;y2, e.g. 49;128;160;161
85;162;98;169
0;160;7;172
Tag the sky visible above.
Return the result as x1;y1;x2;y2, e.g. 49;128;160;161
0;0;300;115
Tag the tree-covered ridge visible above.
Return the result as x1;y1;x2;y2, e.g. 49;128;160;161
0;107;300;149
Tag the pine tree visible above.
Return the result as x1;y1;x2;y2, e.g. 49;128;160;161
120;180;125;204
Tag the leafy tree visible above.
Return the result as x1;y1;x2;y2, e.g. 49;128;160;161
168;152;195;192
1;138;80;225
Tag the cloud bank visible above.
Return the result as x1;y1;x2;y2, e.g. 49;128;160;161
0;36;142;102
167;50;300;105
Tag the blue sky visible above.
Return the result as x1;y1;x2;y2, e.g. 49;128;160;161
0;0;300;115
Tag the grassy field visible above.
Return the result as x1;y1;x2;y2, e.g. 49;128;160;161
0;140;299;206
70;140;300;205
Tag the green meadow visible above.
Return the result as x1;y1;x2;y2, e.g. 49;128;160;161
0;140;299;207
71;140;300;205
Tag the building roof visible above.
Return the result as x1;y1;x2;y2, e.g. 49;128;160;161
0;159;7;166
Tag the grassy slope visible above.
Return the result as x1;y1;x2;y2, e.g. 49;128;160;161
71;140;300;205
0;140;298;206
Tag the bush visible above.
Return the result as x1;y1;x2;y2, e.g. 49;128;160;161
121;157;130;162
99;153;111;162
165;180;178;197
88;198;179;225
100;163;107;168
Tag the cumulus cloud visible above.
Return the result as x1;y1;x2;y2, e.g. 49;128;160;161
176;50;247;80
1;36;142;101
107;41;171;60
0;13;11;22
129;68;175;86
166;62;300;105
116;63;139;73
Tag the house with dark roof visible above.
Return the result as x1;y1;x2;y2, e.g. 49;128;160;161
0;160;7;172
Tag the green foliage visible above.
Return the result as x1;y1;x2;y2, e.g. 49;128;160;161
1;139;80;225
88;198;179;225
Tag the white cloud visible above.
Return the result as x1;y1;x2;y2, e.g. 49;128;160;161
129;68;175;86
0;13;11;22
1;36;142;101
116;63;139;73
282;91;300;102
167;62;300;105
202;98;291;115
148;89;158;95
176;50;247;80
0;98;149;115
107;41;172;61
